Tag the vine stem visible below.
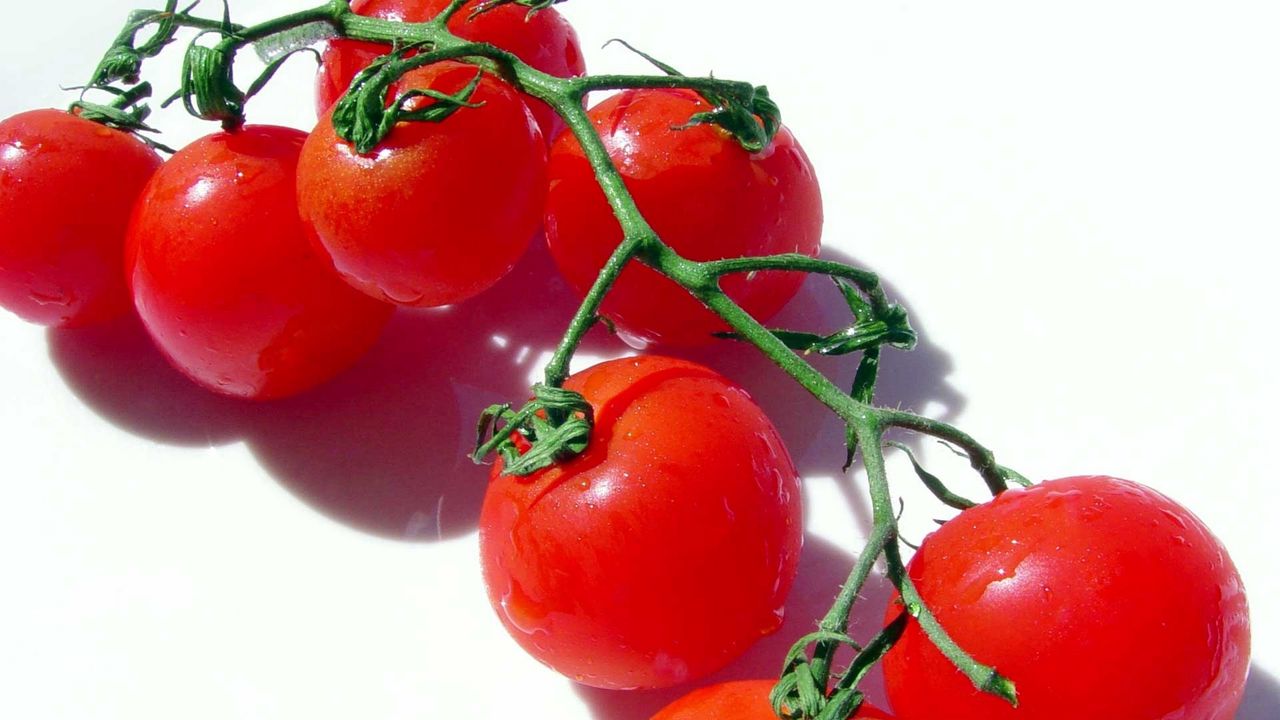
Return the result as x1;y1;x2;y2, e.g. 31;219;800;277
83;3;1027;717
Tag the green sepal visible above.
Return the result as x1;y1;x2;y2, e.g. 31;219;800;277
815;689;865;720
330;44;486;154
605;38;781;153
886;441;978;510
472;384;594;477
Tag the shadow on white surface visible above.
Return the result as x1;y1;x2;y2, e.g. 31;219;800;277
46;313;255;446
44;244;956;544
1238;664;1280;720
46;240;607;541
574;532;892;719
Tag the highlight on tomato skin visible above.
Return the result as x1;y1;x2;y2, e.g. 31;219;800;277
316;0;586;142
0;109;161;328
298;61;547;309
651;679;896;719
125;125;394;401
544;88;824;347
881;475;1251;720
479;356;803;690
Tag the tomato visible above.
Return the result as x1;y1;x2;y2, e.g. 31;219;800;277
298;61;546;308
316;0;585;141
0;109;160;327
544;89;823;347
479;356;802;689
652;679;895;719
882;475;1251;720
126;125;393;400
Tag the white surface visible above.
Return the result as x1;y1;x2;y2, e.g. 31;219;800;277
2;1;1278;718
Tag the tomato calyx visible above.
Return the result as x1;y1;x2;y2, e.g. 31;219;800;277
473;383;594;476
604;38;781;153
329;42;490;154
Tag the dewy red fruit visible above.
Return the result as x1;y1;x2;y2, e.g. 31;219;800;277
0;109;160;327
882;475;1251;720
299;61;546;308
126;125;393;400
653;679;896;720
479;356;802;690
316;0;585;141
545;88;823;347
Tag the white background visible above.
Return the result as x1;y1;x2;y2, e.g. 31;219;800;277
1;1;1278;718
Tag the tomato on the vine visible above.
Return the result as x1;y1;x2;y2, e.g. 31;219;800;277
544;89;823;347
298;61;546;308
652;679;896;719
126;125;393;400
882;475;1250;720
316;0;585;141
479;356;802;690
0;109;160;328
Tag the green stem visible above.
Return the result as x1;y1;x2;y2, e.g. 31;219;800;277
878;408;1010;497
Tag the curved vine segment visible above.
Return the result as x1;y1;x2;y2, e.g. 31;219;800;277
79;1;1026;718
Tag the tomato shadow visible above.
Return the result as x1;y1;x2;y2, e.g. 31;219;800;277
1238;664;1280;720
574;533;894;720
240;240;611;541
45;312;255;446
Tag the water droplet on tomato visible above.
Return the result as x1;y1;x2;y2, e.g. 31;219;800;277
713;393;731;409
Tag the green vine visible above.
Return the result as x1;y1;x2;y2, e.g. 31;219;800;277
75;1;1027;717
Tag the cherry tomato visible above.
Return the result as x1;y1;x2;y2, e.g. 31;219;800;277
126;125;393;400
317;0;585;141
544;89;823;347
0;109;160;327
479;356;802;689
882;475;1251;720
298;61;546;308
652;679;895;720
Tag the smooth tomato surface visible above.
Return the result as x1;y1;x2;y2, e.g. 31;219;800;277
126;125;393;400
316;0;585;140
545;89;823;346
0;109;160;327
479;356;803;689
652;679;895;719
882;475;1251;720
299;62;546;308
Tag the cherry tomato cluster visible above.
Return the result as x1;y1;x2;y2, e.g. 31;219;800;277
0;1;1253;719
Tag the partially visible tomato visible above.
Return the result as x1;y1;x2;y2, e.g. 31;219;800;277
882;475;1250;720
544;89;823;347
479;356;803;690
126;125;393;400
317;0;585;141
0;109;160;327
298;61;546;308
652;679;896;719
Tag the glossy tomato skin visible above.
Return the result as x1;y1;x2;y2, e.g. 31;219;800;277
298;62;546;308
652;679;896;719
882;475;1250;720
545;89;823;347
126;125;393;400
479;356;803;690
316;0;585;141
0;110;160;327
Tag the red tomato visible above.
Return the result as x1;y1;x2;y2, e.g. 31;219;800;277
126;125;393;400
544;89;823;347
652;679;895;720
0;109;160;327
298;61;546;308
882;475;1251;720
316;0;585;141
479;356;803;689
